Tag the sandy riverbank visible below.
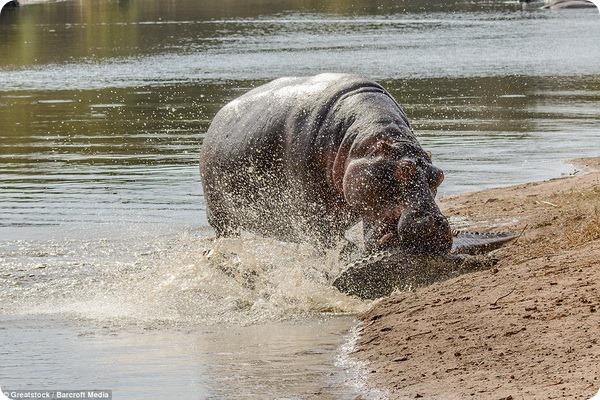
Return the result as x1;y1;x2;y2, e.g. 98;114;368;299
354;157;600;399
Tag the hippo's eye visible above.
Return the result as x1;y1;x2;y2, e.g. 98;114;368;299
393;159;418;183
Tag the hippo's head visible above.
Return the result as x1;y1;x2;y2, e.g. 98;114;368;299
342;140;452;255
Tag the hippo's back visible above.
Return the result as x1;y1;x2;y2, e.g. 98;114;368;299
201;74;385;163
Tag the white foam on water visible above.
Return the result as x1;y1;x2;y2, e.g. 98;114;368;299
0;227;367;327
335;323;391;400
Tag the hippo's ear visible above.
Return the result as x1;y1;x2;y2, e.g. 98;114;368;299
372;140;410;159
372;140;396;157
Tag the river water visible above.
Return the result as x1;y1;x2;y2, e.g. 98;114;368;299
0;0;599;398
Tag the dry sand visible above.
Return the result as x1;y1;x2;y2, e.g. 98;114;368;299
354;157;600;400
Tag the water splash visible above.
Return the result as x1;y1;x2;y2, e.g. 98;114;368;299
0;227;367;326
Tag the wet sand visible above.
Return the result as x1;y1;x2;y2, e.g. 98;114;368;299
354;157;600;399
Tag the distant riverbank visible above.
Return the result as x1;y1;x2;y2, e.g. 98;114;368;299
355;157;600;399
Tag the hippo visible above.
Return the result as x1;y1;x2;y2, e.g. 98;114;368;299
0;0;19;14
541;0;598;9
200;74;452;255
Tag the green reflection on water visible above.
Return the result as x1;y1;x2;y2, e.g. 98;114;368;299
0;75;589;168
0;0;522;68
